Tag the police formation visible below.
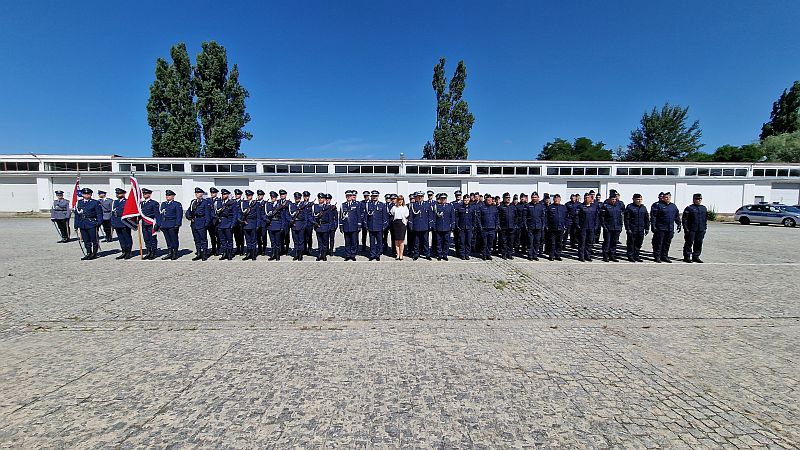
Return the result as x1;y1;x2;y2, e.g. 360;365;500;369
53;186;709;263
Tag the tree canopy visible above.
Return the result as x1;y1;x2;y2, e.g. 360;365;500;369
620;103;703;161
538;137;612;160
423;58;475;159
760;81;800;141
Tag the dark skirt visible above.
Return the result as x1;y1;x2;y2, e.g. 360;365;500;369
392;219;407;240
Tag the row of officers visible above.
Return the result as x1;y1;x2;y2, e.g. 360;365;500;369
52;187;708;263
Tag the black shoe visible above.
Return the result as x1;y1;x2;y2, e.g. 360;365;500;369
487;256;493;260
251;250;258;261
692;258;704;263
243;251;251;260
375;257;380;261
116;252;125;260
201;250;208;261
220;251;228;260
443;256;448;261
663;258;672;263
636;258;644;262
654;259;661;263
192;252;202;261
425;256;432;261
274;254;279;261
465;256;470;260
683;257;692;263
555;256;562;261
162;251;172;260
316;256;322;261
413;257;418;261
123;251;132;260
578;257;584;262
169;249;177;260
81;254;90;260
508;256;513;260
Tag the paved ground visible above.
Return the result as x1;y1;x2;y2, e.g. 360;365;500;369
0;219;798;449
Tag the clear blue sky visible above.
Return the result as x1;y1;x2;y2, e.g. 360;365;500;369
1;1;798;160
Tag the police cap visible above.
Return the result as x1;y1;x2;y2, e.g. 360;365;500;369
141;188;152;194
317;192;325;199
437;193;447;199
55;190;64;195
209;187;219;193
693;193;702;199
165;189;176;196
97;190;106;195
114;188;126;195
426;190;434;195
194;187;204;194
371;190;379;196
503;192;511;198
244;190;254;196
531;191;539;197
256;189;265;196
220;188;230;195
81;187;93;194
294;192;302;198
454;190;462;195
632;193;642;199
362;190;370;195
269;191;278;197
663;191;672;196
303;191;311;197
279;189;287;195
234;189;243;195
325;193;333;200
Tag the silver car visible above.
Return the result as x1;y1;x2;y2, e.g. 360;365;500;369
734;204;799;227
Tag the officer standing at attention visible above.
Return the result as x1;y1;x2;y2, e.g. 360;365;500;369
50;190;71;242
239;190;259;261
232;189;245;255
255;189;267;256
265;191;290;260
577;192;600;262
215;189;236;260
111;188;133;260
593;191;603;244
542;193;553;256
682;193;707;263
565;193;580;248
476;193;499;260
408;191;432;260
650;191;681;263
313;193;333;261
623;194;649;262
545;194;567;261
156;190;183;260
74;187;104;260
365;190;388;261
360;190;370;253
600;193;625;262
497;193;517;259
186;187;213;261
97;190;114;242
207;187;221;256
524;192;547;261
454;194;476;259
339;190;364;261
139;188;159;259
451;190;463;256
433;193;455;260
516;193;528;256
326;193;337;256
302;191;314;256
288;191;311;260
383;193;394;256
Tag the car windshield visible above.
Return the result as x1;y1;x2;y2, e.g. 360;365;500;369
779;206;800;213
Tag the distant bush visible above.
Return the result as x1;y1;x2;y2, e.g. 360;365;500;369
707;207;718;221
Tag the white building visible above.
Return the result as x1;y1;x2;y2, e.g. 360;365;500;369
1;154;799;213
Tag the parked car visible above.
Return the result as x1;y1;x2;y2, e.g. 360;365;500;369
734;204;799;227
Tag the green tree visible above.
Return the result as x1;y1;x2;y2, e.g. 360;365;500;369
622;103;703;161
761;131;800;162
760;81;800;140
194;41;252;158
424;58;475;159
538;137;612;160
711;143;764;162
147;43;201;158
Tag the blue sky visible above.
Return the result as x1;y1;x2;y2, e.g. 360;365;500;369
1;1;798;160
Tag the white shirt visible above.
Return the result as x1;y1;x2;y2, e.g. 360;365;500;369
392;205;409;224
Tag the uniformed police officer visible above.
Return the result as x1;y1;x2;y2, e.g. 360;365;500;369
408;191;433;260
577;192;600;262
365;190;389;261
302;191;314;256
650;191;681;263
476;193;499;260
546;194;568;261
312;193;334;260
516;193;528;255
360;190;370;253
156;189;183;260
682;193;707;263
239;190;259;260
255;189;267;255
339;190;364;261
140;188;160;259
624;194;649;262
288;191;311;260
326;193;337;256
215;189;237;260
186;187;213;261
433;193;455;260
565;193;580;248
524;192;547;260
74;187;104;260
600;193;625;262
383;193;394;255
50;190;71;242
497;193;517;259
232;188;245;255
98;190;114;242
207;187;221;255
424;190;436;257
111;188;133;260
265;191;290;260
452;190;463;256
454;194;476;259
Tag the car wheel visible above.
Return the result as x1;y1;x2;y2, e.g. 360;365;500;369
783;218;796;227
738;217;750;225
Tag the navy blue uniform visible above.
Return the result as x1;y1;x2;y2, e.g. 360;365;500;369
215;199;237;257
454;202;477;259
565;200;580;247
186;198;214;258
524;201;547;259
288;201;311;258
433;202;455;259
408;201;433;259
339;200;364;259
497;203;518;258
157;200;183;252
140;198;160;254
546;204;568;259
477;202;499;259
682;203;707;261
576;203;600;261
650;201;681;262
238;200;259;256
207;195;222;255
265;200;290;259
514;202;527;254
624;203;649;261
74;198;104;257
313;203;337;259
111;198;132;257
600;201;625;260
365;200;389;259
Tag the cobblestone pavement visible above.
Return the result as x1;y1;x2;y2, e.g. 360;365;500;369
1;219;798;449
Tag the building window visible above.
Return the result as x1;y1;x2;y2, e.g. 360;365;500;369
687;167;748;177
334;164;401;174
0;161;40;171
46;161;112;171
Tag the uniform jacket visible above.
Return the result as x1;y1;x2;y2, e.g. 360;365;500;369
239;200;259;230
682;204;708;232
50;199;71;220
600;201;625;231
264;199;291;231
215;199;237;229
497;203;518;230
99;197;113;221
624;203;650;233
524;201;547;230
455;202;477;230
546;203;569;231
477;203;500;230
577;203;600;230
338;200;363;233
110;198;127;228
74;198;103;229
364;200;389;232
565;200;580;226
651;201;681;232
157;200;183;229
312;203;337;232
433;202;456;232
288;201;312;231
186;197;214;230
408;201;433;231
140;198;160;226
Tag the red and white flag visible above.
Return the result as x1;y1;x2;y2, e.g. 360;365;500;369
121;176;156;235
69;175;81;209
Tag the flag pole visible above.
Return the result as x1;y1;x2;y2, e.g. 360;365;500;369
133;171;144;259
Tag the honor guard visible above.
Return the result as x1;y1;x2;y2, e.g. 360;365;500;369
576;193;600;262
312;193;333;260
111;188;133;259
265;191;290;260
50;190;71;243
97;190;113;242
682;193;707;263
524;192;547;260
408;191;433;260
360;190;370;253
238;190;259;260
454;194;476;259
383;193;394;255
650;191;681;262
433;193;455;260
275;190;290;255
364;190;388;261
207;187;221;255
255;189;267;256
140;188;160;259
425;190;436;256
288;191;311;260
215;189;237;260
74;187;103;260
452;190;463;256
325;193;337;256
339;190;364;261
497;193;518;259
600;193;625;262
156;190;183;260
546;194;568;261
186;187;214;261
302;191;314;256
624;193;649;262
232;188;245;255
476;193;499;260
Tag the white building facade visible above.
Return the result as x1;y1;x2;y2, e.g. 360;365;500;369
1;154;799;213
